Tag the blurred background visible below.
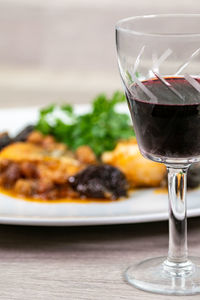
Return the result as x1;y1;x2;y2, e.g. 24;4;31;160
0;0;200;107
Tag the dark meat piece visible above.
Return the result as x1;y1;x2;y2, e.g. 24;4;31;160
0;132;12;150
68;164;128;200
36;179;55;194
13;125;34;142
20;162;38;178
0;163;21;187
188;163;200;188
0;125;34;151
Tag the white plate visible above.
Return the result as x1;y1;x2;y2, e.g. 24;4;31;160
0;106;199;226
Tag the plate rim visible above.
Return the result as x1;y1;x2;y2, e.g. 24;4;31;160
0;206;199;226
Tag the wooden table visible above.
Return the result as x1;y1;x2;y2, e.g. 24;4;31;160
0;219;199;299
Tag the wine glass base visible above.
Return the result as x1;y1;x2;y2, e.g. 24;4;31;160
125;256;200;295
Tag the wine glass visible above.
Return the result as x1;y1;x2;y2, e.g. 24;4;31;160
116;14;200;295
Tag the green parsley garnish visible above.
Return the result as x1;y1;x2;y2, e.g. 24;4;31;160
36;91;135;156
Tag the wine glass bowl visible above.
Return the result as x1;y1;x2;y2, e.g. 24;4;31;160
126;76;200;165
116;14;200;295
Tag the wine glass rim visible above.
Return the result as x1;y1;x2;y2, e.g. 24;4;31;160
116;14;200;38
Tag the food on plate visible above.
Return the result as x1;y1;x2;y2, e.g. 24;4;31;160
69;164;128;200
0;125;35;151
102;138;166;187
75;146;97;164
0;91;199;202
13;125;35;143
0;139;82;199
0;132;12;150
0;128;127;200
36;91;134;156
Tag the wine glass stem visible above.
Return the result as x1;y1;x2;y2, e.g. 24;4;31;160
166;166;189;264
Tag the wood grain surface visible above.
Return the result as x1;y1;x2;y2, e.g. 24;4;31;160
0;219;199;299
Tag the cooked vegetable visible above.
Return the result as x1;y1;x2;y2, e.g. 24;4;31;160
68;164;128;199
36;91;134;156
102;138;166;188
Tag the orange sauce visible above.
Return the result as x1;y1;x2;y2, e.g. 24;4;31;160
1;185;168;203
0;186;123;204
154;187;168;194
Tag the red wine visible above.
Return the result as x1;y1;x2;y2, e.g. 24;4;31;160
126;77;200;161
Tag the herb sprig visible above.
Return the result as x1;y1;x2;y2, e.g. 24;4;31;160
36;91;135;156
